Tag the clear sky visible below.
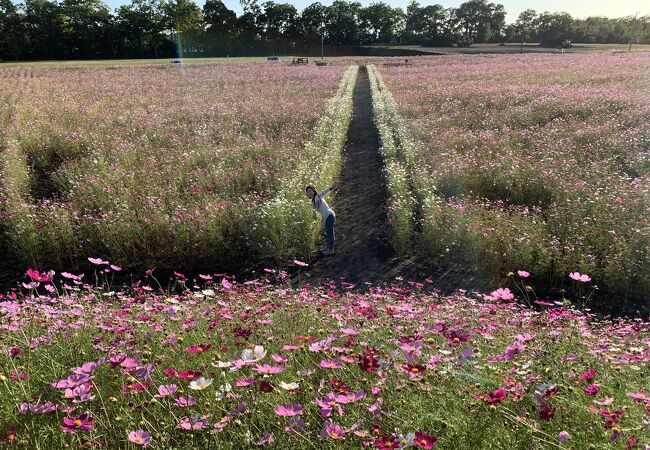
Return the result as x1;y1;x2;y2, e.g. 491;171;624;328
103;0;650;23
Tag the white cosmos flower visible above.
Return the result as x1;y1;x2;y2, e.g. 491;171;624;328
279;381;299;390
211;360;232;368
189;377;213;390
215;383;232;400
241;345;266;363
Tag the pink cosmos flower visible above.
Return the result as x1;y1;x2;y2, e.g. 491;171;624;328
26;268;53;282
235;378;256;387
51;374;93;389
322;422;345;440
517;270;530;278
128;430;152;446
178;416;207;430
335;390;366;404
60;413;95;433
87;257;109;266
320;359;342;369
488;288;514;301
315;393;341;418
274;403;303;416
155;384;178;397
340;327;360;335
19;401;57;414
293;259;308;267
271;354;288;363
569;272;591;282
175;396;196;407
253;364;285;374
627;390;648;403
71;361;102;375
558;431;570;442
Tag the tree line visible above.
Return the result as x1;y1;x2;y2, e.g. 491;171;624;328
1;0;649;60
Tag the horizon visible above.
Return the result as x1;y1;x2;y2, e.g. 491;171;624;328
97;0;650;23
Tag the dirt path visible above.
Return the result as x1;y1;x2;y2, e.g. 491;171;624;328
297;66;476;289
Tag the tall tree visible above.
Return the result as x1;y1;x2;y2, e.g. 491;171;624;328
535;11;573;46
116;0;168;57
454;0;505;43
0;0;26;59
61;0;113;57
515;8;536;42
23;0;66;58
260;1;299;50
359;2;404;43
325;0;362;45
404;1;446;43
162;0;203;56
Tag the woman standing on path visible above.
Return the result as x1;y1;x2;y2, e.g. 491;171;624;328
306;185;336;256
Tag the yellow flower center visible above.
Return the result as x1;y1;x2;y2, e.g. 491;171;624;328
74;420;82;426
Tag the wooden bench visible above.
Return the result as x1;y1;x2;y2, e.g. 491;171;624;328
291;58;309;65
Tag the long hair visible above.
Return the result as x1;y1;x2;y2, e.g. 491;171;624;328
305;185;316;207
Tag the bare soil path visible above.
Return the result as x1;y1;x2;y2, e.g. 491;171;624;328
297;66;477;290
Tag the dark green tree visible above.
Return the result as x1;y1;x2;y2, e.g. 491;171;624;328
0;0;26;59
454;0;505;43
359;2;404;43
325;0;361;45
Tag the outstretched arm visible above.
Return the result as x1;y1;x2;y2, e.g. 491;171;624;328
319;187;333;197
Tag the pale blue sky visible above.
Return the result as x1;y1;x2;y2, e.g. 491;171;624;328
104;0;649;23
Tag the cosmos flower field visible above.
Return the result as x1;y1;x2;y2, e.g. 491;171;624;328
0;55;649;449
373;54;649;306
0;267;649;448
0;63;353;270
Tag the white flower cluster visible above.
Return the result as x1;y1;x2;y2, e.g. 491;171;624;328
252;65;359;259
367;65;421;254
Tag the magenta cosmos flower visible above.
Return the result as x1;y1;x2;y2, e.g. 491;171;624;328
274;403;303;416
59;413;95;433
128;430;152;446
486;388;508;405
186;344;211;353
584;384;600;396
414;431;437;449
